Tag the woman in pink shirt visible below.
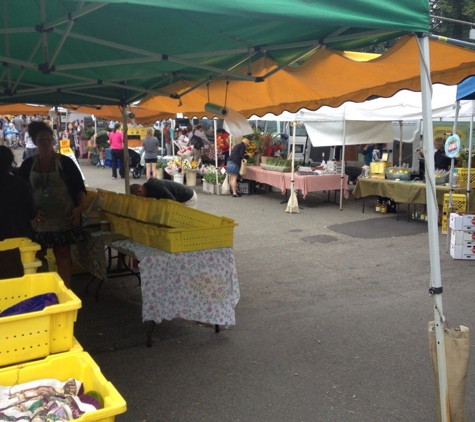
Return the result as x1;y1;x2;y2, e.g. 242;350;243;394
109;122;124;179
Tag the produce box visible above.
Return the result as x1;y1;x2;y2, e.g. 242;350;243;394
370;161;392;174
202;180;221;194
105;212;133;238
449;212;475;231
450;229;475;244
0;237;40;264
0;273;81;367
0;351;126;422
450;242;475;260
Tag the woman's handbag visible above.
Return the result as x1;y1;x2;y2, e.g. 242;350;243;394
239;159;247;177
221;174;231;195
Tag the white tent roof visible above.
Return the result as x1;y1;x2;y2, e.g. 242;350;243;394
250;84;473;146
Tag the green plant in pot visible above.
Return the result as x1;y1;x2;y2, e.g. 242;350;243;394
203;171;226;185
156;159;168;169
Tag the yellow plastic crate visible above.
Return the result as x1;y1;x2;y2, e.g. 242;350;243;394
125;195;155;221
105;212;132;238
0;351;126;422
97;189;114;212
147;198;236;228
443;193;467;212
23;259;42;274
442;194;467;234
130;220;237;253
109;193;129;216
0;272;81;367
456;168;475;185
84;188;99;210
0;237;40;264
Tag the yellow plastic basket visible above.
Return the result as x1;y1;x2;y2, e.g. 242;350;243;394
147;198;236;228
105;212;132;238
0;272;82;367
130;220;236;253
23;259;42;274
97;189;114;212
0;237;40;264
456;168;475;185
442;194;467;234
443;193;467;212
0;351;127;422
125;195;155;222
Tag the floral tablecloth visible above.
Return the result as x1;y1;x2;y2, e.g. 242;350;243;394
112;239;240;326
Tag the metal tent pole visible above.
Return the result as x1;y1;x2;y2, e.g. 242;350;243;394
419;34;450;422
339;117;346;211
214;119;220;195
122;106;130;194
467;102;473;210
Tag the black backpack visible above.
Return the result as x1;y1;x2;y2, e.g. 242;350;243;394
191;131;204;149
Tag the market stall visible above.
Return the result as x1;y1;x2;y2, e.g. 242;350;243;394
244;166;348;200
352;178;475;214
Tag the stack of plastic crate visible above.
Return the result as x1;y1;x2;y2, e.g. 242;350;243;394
0;272;127;421
442;193;467;234
0;237;41;274
449;212;475;260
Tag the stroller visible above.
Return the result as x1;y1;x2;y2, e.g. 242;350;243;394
128;148;143;179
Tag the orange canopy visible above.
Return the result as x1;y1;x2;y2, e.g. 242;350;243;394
139;35;475;118
0;104;52;116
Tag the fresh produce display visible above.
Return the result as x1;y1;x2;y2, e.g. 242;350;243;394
385;166;412;181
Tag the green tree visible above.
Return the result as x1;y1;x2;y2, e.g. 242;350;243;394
431;0;475;41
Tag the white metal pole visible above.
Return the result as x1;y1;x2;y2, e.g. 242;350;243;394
214;119;220;195
122;107;130;194
399;120;403;166
419;34;450;422
467;102;473;210
289;121;297;213
340;117;346;211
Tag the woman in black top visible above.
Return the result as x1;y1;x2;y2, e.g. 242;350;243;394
226;137;249;197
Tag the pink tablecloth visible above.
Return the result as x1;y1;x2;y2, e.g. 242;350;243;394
244;166;349;199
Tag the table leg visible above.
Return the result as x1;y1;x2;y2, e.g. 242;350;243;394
362;198;365;213
215;324;220;333
146;321;156;347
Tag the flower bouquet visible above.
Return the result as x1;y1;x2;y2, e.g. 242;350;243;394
165;157;192;175
176;145;193;159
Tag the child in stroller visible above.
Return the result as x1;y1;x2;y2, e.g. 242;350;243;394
129;148;144;179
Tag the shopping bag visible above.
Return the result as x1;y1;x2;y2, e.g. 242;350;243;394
221;174;231;195
285;189;299;213
429;321;470;422
239;159;247;177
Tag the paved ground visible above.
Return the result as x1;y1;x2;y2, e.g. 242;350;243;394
13;150;475;421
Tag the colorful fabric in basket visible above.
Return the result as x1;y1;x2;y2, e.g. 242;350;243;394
0;378;98;421
0;292;58;317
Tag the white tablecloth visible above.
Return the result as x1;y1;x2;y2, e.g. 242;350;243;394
112;239;240;326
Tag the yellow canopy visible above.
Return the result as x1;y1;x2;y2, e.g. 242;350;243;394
139;35;475;118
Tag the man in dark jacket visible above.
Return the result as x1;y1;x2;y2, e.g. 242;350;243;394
130;177;197;208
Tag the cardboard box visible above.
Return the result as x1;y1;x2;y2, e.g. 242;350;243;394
449;213;475;231
450;242;475;260
450;230;475;244
370;161;392;174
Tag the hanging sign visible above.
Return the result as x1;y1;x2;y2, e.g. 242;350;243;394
444;134;461;159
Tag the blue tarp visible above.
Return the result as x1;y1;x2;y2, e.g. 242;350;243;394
456;76;475;100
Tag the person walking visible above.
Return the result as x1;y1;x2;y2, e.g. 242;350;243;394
109;123;124;179
163;122;172;156
142;127;160;180
189;124;210;162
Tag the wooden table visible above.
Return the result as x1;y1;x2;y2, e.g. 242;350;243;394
244;166;349;199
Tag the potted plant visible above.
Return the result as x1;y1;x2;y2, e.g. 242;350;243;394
261;131;279;163
156;158;168;179
202;169;226;194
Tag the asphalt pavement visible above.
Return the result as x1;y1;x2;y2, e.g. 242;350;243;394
12;149;475;421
